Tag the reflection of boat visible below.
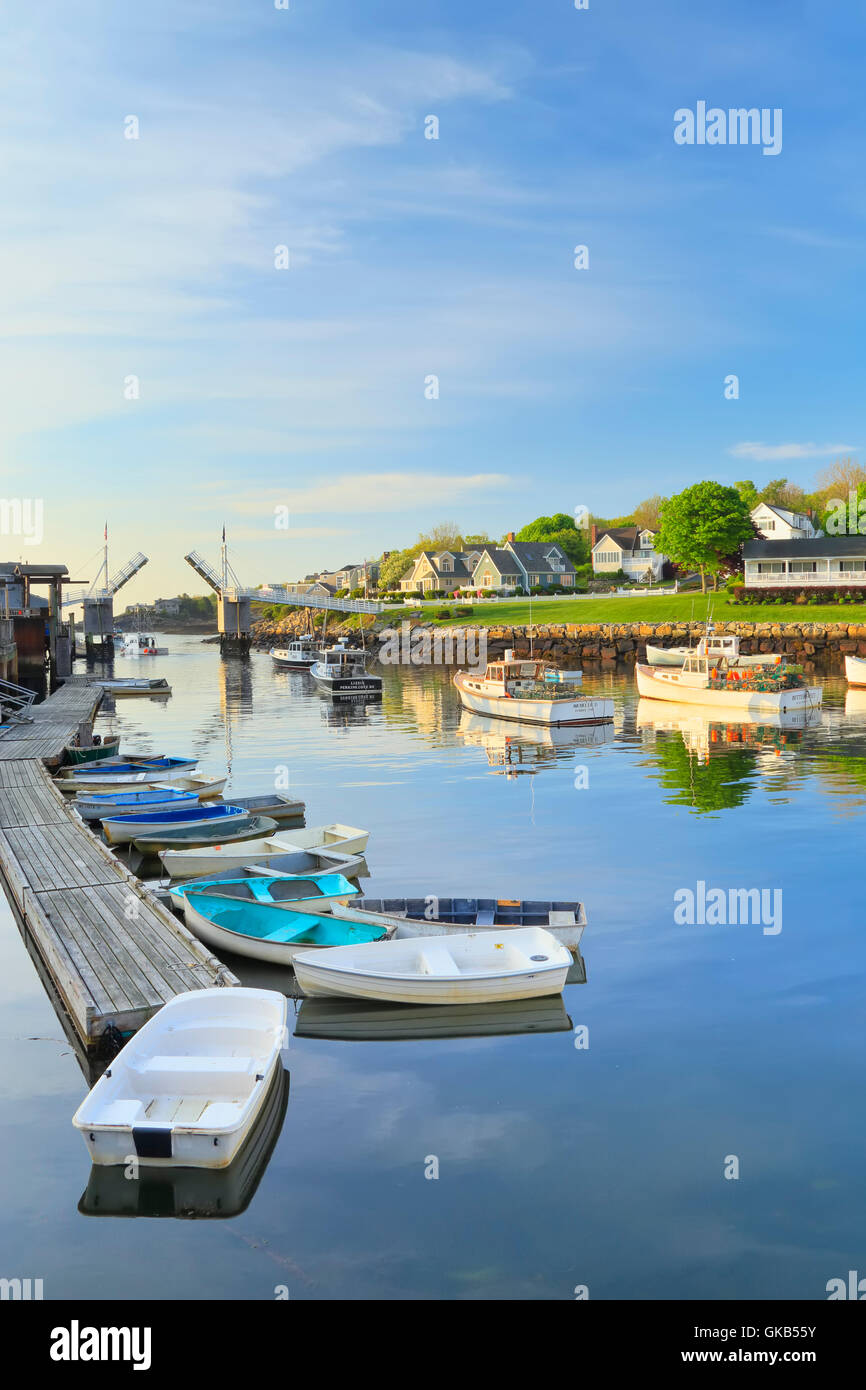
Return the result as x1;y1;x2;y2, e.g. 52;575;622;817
156;823;368;878
271;637;320;670
458;710;610;773
72;988;287;1168
295;994;574;1041
183;895;387;966
845;653;866;685
845;686;866;717
646;632;783;668
454;649;612;726
636;698;821;736
79;1065;289;1218
293;927;573;1004
636;654;822;712
333;896;586;950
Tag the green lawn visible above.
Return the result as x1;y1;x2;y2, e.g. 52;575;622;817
379;595;866;626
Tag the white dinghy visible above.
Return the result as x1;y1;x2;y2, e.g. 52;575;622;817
157;823;369;878
292;926;572;1005
844;653;866;685
72;988;287;1168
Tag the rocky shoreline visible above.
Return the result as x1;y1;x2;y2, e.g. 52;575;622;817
250;612;866;671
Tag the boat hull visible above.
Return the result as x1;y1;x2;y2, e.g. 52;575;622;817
102;807;251;847
454;673;613;726
62;739;122;766
635;664;822;712
845;653;866;685
311;673;382;695
183;899;388;966
133;814;278;854
158;826;368;878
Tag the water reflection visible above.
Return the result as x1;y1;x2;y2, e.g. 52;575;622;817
293;993;576;1041
456;710;611;776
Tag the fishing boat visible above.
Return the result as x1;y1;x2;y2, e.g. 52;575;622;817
310;644;382;697
292;926;573;1005
101;802;254;847
59;756;197;787
270;637;320;670
160;841;365;881
75;787;200;821
61;736;122;766
294;994;574;1042
646;632;784;669
454;649;613;727
332;896;586;950
170;869;358;914
182;893;387;966
121;633;168;657
133;814;278;855
71;987;286;1168
78;1065;289;1219
93;677;171;695
844;653;866;685
635;652;822;712
155;823;368;879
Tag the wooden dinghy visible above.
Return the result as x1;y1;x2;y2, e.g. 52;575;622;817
156;823;368;879
332;896;586;950
160;842;364;881
292;926;573;1005
294;994;573;1042
101;802;254;847
844;653;866;685
133;813;278;855
183;894;387;966
72;988;287;1168
74;787;200;822
169;870;359;917
61;736;122;766
79;1065;289;1219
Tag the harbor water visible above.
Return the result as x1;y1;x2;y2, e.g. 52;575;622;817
1;635;864;1299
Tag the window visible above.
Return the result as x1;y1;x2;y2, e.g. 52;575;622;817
788;560;817;574
763;519;776;531
440;559;452;572
483;574;493;587
562;574;573;585
756;561;785;574
596;551;619;564
838;560;866;572
530;574;540;585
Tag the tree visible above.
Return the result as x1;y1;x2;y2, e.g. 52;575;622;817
756;477;807;509
655;482;755;592
633;495;666;530
513;512;589;566
734;480;759;510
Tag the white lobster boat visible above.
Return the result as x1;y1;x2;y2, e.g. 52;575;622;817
844;653;866;685
72;988;286;1168
636;652;822;713
270;637;320;669
454;650;612;727
646;632;784;669
292;926;573;1005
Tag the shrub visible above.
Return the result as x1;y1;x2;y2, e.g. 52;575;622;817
435;608;452;619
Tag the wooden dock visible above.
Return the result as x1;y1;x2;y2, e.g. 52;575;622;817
0;675;237;1048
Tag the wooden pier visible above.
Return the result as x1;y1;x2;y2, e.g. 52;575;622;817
0;675;237;1048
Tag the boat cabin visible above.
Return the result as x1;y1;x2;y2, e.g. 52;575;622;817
123;633;159;653
696;634;741;659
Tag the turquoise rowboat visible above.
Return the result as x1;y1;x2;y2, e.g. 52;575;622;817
169;870;358;918
182;892;388;966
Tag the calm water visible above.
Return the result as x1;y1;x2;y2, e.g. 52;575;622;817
1;635;865;1300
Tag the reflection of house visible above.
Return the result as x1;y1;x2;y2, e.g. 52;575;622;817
744;536;866;588
591;525;666;579
750;503;817;541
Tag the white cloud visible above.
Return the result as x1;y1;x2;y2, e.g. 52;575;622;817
729;442;856;462
220;471;513;516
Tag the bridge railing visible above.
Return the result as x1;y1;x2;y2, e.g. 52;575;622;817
243;585;382;615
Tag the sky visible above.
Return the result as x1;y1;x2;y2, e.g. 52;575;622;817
1;0;865;604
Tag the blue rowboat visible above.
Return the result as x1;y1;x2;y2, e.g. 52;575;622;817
75;788;199;821
169;870;358;917
101;803;249;846
182;893;388;966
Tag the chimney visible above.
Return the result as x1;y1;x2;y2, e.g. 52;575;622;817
506;532;515;543
591;524;598;546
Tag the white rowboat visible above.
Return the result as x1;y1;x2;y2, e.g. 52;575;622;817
156;823;368;878
844;653;866;685
292;926;572;1005
71;988;286;1168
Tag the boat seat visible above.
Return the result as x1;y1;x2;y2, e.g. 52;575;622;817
265;919;312;944
130;1054;258;1097
475;909;496;927
247;878;278;904
97;1099;146;1125
415;947;461;976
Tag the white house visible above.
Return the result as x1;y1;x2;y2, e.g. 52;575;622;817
743;536;866;588
749;503;818;541
590;525;667;580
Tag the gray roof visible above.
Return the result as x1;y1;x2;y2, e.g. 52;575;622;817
592;526;655;553
744;537;866;558
477;548;522;576
506;540;576;573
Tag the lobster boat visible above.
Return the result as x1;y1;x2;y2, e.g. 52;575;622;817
454;649;612;727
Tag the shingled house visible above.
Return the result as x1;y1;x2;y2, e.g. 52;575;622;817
590;525;666;580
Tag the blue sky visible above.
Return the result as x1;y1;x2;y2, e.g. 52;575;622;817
2;0;865;601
